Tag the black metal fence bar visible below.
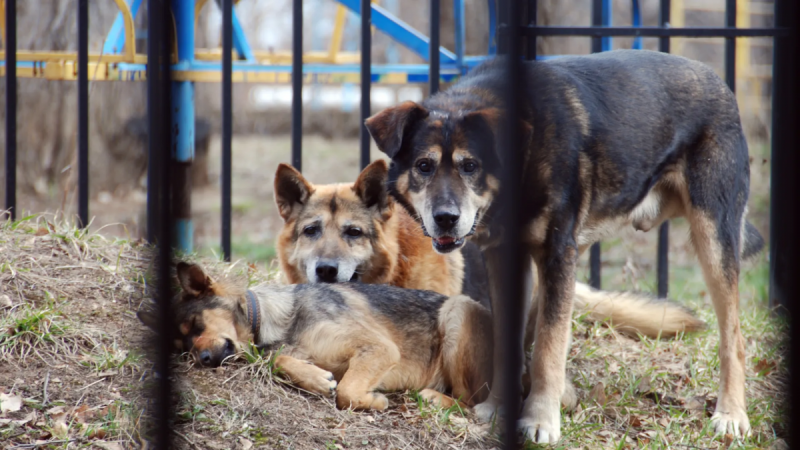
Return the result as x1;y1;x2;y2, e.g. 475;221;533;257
147;0;175;448
77;0;89;228
525;0;538;60
768;0;797;315
360;0;371;170
222;0;233;262
292;0;303;171
725;0;736;91
4;0;16;221
588;0;603;289
657;0;670;298
429;0;440;95
498;0;526;447
525;26;785;37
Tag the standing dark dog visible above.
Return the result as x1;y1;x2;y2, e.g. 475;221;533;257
365;50;764;443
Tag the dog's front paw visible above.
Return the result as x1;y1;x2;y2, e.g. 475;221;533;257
519;416;561;444
300;365;338;397
520;396;562;444
711;406;751;438
473;399;503;423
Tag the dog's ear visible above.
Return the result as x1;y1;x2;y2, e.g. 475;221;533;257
176;262;212;297
353;159;389;211
463;108;533;162
274;163;313;221
137;309;159;331
365;101;429;159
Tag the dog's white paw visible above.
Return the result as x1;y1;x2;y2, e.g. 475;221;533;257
304;366;338;397
473;400;503;423
520;396;562;444
711;407;751;438
519;416;561;444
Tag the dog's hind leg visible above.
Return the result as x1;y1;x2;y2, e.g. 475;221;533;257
689;210;750;437
684;130;751;438
274;355;338;397
335;339;401;411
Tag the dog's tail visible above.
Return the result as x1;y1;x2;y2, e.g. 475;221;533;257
573;282;705;338
742;220;765;261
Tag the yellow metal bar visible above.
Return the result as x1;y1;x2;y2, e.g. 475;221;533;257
0;50;147;63
195;48;361;64
110;0;137;62
670;0;685;56
0;63;418;85
0;0;5;48
329;5;348;62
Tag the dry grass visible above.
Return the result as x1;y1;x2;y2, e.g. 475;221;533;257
0;209;787;449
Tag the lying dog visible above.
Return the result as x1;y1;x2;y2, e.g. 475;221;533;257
365;50;764;442
274;158;704;340
138;262;494;410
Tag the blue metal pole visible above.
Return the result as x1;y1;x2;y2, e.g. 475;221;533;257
453;0;465;73
171;0;195;254
601;0;612;51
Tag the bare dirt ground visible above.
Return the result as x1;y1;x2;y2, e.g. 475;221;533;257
0;135;785;449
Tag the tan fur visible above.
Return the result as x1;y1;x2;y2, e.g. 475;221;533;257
571;282;705;337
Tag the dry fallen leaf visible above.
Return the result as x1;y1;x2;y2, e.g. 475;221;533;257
589;382;607;406
0;393;22;415
0;295;12;308
637;375;653;394
238;437;253;450
754;359;777;376
34;227;49;236
723;433;734;446
96;442;125;450
608;360;620;374
628;415;643;428
52;419;69;439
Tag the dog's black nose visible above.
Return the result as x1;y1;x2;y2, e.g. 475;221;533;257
316;262;339;283
199;350;213;366
433;210;460;230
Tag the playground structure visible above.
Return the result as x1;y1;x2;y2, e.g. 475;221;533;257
0;0;787;298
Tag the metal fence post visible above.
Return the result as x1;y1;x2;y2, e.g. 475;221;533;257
78;0;89;228
499;1;525;447
360;0;372;170
4;0;16;221
656;0;671;298
222;0;233;261
292;0;303;171
429;0;440;95
147;0;175;447
588;0;603;289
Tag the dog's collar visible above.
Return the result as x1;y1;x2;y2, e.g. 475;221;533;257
246;290;261;343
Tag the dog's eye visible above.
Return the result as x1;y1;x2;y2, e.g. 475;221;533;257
345;227;363;238
416;159;433;174
303;225;319;237
462;160;478;173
